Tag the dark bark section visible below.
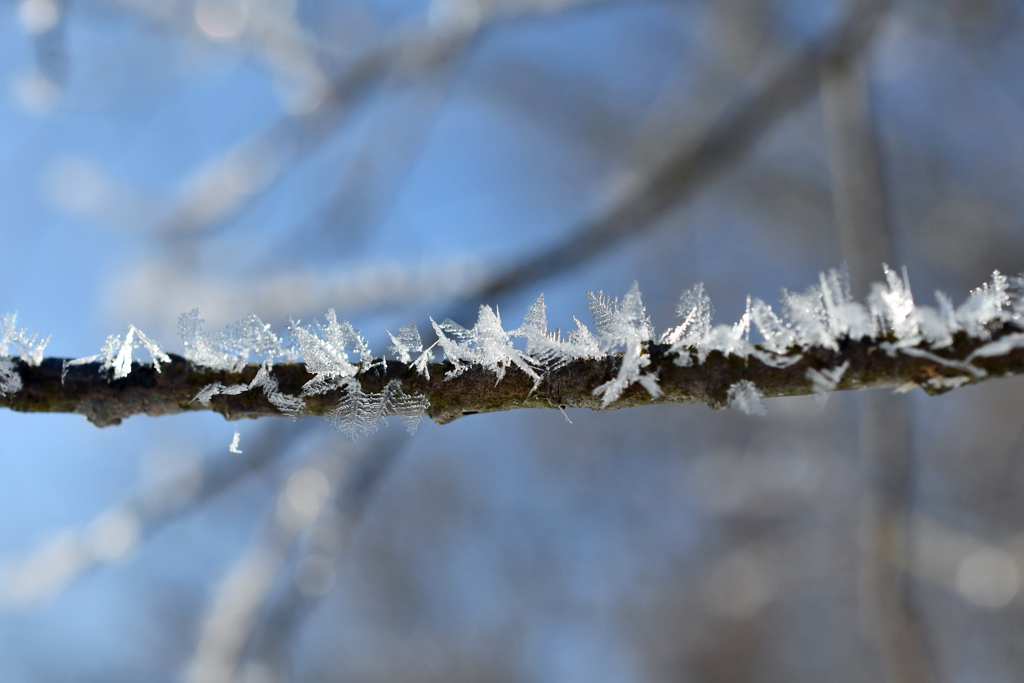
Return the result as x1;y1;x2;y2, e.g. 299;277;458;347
2;325;1022;427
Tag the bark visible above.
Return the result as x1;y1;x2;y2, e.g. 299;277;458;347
2;325;1021;427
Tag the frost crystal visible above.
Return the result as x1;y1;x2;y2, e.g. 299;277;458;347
326;379;430;440
249;364;306;417
63;324;171;381
291;309;380;396
700;298;753;364
387;321;434;378
0;312;49;396
179;310;285;372
2;313;50;366
192;381;249;405
778;268;875;352
0;357;22;396
806;360;850;408
661;283;714;365
588;282;661;408
512;294;603;374
726;380;767;415
431;306;541;387
192;363;305;418
868;264;919;342
956;270;1023;339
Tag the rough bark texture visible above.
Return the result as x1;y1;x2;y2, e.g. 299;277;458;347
2;324;1022;427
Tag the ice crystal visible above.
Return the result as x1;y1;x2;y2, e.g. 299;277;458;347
63;324;171;381
192;363;305;418
778;268;875;352
868;264;919;342
699;298;753;364
805;360;850;408
178;310;285;372
916;291;959;348
229;432;242;454
726;380;767;415
290;309;381;396
431;305;541;387
249;363;306;417
749;299;794;355
387;320;434;378
968;332;1024;361
661;283;714;365
192;381;249;405
326;379;430;440
588;282;661;408
512;294;603;374
956;270;1024;340
0;312;48;396
1;313;49;366
0;357;22;396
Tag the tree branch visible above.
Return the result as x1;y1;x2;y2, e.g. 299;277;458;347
4;325;1021;427
462;0;891;306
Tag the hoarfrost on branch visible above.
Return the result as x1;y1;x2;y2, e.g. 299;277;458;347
0;313;49;396
588;281;662;408
9;265;1024;436
726;380;767;416
63;324;171;382
430;306;541;388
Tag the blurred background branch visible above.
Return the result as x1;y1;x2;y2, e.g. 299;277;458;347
820;36;935;683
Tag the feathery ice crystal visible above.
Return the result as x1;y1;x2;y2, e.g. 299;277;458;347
8;265;1024;435
1;313;49;396
64;324;171;382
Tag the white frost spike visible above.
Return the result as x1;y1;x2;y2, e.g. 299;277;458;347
1;313;50;366
291;310;379;396
63;324;171;381
249;363;306;418
818;268;876;341
179;310;286;372
750;299;796;354
387;321;434;378
726;380;767;415
698;299;754;365
956;270;1020;340
512;294;604;373
662;284;713;366
588;281;654;351
192;381;248;405
778;268;874;352
567;317;602;358
431;306;541;388
327;379;430;440
388;321;422;363
869;264;919;341
588;282;661;407
229;432;242;454
806;360;850;409
191;364;304;418
0;357;22;396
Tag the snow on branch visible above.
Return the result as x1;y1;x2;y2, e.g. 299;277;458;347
6;267;1024;434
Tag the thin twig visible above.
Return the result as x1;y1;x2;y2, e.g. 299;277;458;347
460;0;891;310
821;34;937;683
0;422;294;608
185;443;355;683
241;435;409;680
3;324;1023;427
